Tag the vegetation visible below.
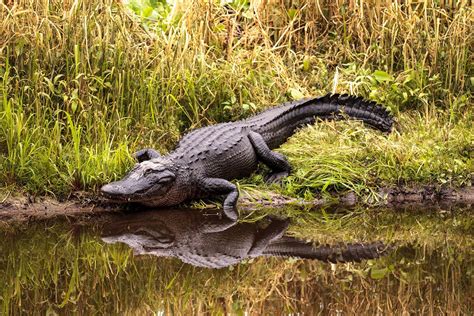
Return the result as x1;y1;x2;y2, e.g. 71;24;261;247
1;2;472;313
0;0;472;199
1;205;473;314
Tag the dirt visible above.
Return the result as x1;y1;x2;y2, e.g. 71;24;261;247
380;186;474;204
238;185;474;209
0;186;473;224
0;195;118;224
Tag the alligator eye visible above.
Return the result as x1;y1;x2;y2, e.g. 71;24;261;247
157;176;174;184
143;169;156;176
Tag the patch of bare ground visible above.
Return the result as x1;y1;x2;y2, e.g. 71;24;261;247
0;186;472;223
239;186;474;209
0;193;121;224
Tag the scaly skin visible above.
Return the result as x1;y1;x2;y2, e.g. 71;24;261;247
101;209;391;269
101;94;394;220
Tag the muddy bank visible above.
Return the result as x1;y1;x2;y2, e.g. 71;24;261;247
0;196;118;224
239;185;474;211
0;186;473;223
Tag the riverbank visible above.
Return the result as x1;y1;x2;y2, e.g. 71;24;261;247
1;185;473;224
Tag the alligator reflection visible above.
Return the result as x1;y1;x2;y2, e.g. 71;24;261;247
101;209;390;269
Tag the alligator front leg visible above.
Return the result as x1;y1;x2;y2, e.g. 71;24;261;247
248;131;292;183
199;178;239;221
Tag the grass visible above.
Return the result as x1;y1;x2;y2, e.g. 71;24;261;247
0;0;472;200
0;205;473;314
275;111;473;199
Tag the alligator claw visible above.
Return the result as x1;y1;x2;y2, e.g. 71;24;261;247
264;171;290;184
223;205;238;221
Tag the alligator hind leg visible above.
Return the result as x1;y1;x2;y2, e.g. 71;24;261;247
248;218;290;256
248;131;292;183
199;178;239;221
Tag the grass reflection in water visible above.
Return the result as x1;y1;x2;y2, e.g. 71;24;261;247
0;205;472;314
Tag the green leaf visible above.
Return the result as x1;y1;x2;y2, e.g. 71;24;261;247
370;267;389;279
44;77;55;94
373;70;394;83
302;57;311;72
142;6;154;18
214;23;226;32
288;88;304;100
287;8;297;19
71;101;78;113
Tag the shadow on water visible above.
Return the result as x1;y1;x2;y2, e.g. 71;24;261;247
0;205;473;314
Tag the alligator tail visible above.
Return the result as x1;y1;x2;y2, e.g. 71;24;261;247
263;238;390;263
252;93;394;148
312;94;393;132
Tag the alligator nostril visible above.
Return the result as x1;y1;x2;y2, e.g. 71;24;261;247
101;183;119;196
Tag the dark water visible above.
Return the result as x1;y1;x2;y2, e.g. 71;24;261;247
0;205;473;314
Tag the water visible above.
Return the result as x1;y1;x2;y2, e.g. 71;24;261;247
0;205;472;314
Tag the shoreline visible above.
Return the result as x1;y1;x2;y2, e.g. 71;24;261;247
1;185;472;224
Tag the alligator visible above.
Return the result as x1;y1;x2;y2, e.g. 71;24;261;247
101;94;393;220
101;208;391;269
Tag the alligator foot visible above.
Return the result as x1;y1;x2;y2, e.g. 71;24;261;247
248;131;291;185
265;171;290;184
200;177;239;221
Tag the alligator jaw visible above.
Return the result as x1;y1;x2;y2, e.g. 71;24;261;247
100;182;138;202
100;180;153;202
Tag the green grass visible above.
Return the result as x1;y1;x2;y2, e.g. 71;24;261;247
275;111;473;198
0;0;472;199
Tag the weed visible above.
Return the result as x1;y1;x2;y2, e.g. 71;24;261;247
0;0;472;198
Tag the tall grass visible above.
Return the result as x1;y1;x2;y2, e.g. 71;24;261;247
274;111;473;198
0;0;472;197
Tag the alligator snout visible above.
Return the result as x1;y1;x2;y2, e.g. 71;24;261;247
101;177;162;202
100;183;125;198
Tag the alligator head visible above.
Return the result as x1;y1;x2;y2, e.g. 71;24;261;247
101;153;177;204
102;221;176;256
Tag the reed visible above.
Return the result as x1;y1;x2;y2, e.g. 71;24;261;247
0;0;472;197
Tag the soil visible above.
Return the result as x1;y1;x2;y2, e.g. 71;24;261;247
0;186;473;224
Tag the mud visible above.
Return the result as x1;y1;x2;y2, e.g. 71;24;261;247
0;186;473;223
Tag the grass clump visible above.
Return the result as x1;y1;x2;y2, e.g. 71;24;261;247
0;0;472;198
278;112;473;198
